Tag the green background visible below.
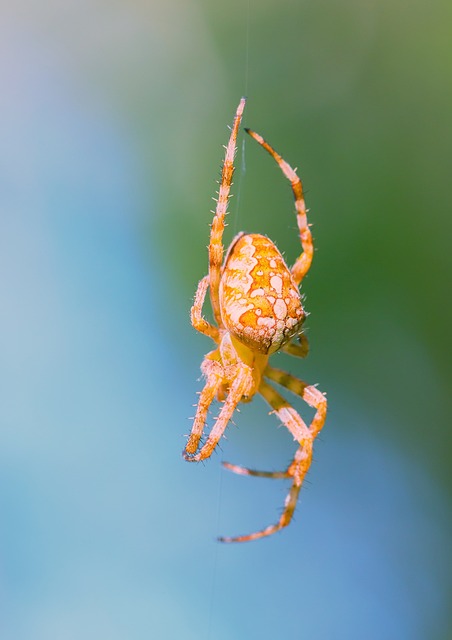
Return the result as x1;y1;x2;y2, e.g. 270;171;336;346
1;0;451;638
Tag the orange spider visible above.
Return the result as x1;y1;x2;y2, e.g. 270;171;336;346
183;98;327;543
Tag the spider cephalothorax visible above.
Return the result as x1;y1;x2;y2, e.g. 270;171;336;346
183;98;327;543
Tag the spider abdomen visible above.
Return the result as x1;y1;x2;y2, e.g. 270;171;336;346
219;233;305;355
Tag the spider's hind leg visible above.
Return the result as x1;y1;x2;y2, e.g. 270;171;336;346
245;127;313;285
209;98;246;325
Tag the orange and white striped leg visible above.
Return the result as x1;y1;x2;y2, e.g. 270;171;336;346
183;359;223;459
245;128;313;286
191;275;220;343
185;365;252;463
264;366;327;439
219;372;326;543
209;98;246;325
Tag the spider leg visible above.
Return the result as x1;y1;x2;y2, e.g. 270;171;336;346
222;461;290;479
191;275;220;343
184;364;252;462
209;98;246;326
245;128;313;286
183;359;223;458
265;366;327;439
281;333;309;358
219;375;326;543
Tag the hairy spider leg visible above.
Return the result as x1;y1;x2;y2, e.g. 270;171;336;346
219;372;326;543
245;128;313;286
221;334;310;472
265;367;327;441
209;97;246;326
184;360;223;457
184;366;253;462
190;275;219;342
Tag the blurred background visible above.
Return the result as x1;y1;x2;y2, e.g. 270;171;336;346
1;0;451;638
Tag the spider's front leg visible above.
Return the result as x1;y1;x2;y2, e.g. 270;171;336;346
264;367;327;440
184;333;256;462
219;371;326;543
183;356;223;459
183;361;252;462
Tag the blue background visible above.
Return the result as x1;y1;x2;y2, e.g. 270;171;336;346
1;1;451;638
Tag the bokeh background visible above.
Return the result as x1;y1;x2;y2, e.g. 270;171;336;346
1;0;451;638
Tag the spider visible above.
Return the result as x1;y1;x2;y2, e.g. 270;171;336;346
183;97;327;543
